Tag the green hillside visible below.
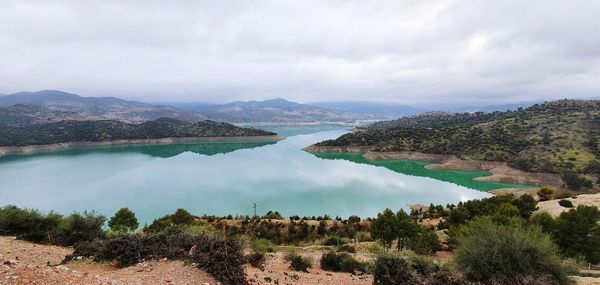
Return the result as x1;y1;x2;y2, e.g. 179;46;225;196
317;100;600;176
0;118;276;147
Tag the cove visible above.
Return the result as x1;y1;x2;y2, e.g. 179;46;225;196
0;126;524;224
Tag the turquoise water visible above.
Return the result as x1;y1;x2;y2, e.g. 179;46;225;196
0;125;523;224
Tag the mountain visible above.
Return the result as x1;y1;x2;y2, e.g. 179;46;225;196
310;101;421;118
0;117;276;147
313;99;600;176
181;98;377;123
0;90;206;123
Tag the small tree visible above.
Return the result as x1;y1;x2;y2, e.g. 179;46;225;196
171;208;195;225
371;209;400;249
511;194;538;219
537;186;555;201
108;208;139;232
396;209;420;251
555;205;600;263
408;228;440;254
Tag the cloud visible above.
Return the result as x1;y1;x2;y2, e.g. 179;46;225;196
0;0;599;104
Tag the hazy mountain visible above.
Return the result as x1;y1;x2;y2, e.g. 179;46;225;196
181;98;377;123
311;101;422;118
444;101;539;113
0;90;206;123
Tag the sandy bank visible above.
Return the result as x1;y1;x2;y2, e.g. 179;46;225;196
0;135;284;156
304;144;562;188
536;193;600;217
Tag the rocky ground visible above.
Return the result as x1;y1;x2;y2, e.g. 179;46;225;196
245;252;372;285
0;236;218;285
0;236;373;285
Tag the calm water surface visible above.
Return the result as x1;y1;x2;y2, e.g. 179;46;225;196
0;126;525;224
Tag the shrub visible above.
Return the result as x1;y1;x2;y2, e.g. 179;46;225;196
555;205;600;264
530;212;556;234
147;209;196;232
320;251;364;273
454;217;569;284
284;252;311;272
372;255;419;285
246;252;266;269
251;238;276;254
55;212;106;246
0;205;63;243
562;173;593;189
355;231;372;242
537;186;555;201
323;236;345;246
407;254;439;277
320;251;341;271
73;229;248;285
108;208;139;232
407;229;440;254
558;199;574;208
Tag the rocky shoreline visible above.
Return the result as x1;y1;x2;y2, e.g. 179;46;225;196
0;135;284;156
304;144;562;189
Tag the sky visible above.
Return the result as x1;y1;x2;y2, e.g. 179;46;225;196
0;1;599;105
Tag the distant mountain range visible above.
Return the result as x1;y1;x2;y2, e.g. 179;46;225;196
0;90;205;123
0;90;544;126
310;101;421;118
178;98;377;123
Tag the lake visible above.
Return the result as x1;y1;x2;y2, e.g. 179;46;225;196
0;125;528;224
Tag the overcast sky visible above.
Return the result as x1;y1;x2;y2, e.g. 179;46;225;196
0;1;599;104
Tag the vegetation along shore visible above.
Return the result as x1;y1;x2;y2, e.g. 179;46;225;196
2;187;600;284
0;117;281;156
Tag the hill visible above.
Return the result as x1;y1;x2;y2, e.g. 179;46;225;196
181;98;377;123
0;117;276;147
314;99;600;178
0;90;206;123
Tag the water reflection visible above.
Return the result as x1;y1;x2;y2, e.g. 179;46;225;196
0;128;493;224
0;140;277;163
312;152;530;191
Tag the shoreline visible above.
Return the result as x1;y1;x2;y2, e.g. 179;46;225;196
0;135;284;156
304;144;562;190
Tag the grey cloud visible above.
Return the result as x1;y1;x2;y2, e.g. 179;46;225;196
0;0;599;104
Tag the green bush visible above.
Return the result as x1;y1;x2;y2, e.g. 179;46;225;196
73;229;248;285
250;238;276;254
372;255;419;285
407;254;439;277
284;252;311;272
407;229;440;254
454;217;570;284
0;205;62;243
558;199;574;208
562;173;593;189
108;208;139;232
320;251;364;273
537;186;555;201
147;208;196;232
555;205;600;264
55;212;106;246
